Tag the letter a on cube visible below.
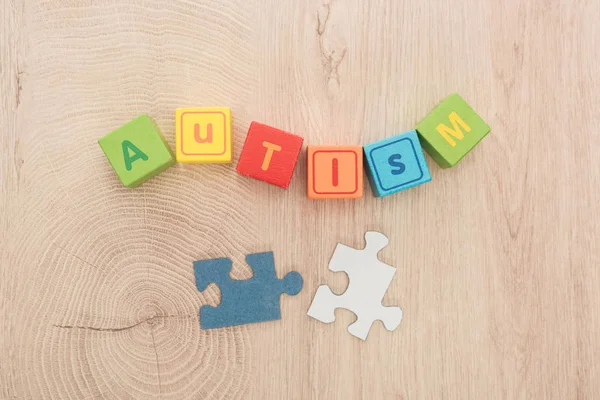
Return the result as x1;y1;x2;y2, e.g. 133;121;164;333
416;93;490;168
98;114;175;188
236;122;304;188
175;107;232;163
307;145;363;199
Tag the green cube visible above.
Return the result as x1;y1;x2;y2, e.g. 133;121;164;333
98;115;175;188
416;93;490;168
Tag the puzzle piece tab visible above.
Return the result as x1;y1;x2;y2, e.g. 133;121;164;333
307;231;402;340
194;252;303;329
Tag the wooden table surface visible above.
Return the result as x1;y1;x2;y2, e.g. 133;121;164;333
1;1;599;399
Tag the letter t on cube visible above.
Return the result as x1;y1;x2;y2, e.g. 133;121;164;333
236;122;304;188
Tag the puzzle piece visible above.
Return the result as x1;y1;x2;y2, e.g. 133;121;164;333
194;252;303;329
307;231;402;340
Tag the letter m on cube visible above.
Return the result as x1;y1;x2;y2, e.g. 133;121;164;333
416;93;490;168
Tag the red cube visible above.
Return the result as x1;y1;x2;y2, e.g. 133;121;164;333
236;122;304;188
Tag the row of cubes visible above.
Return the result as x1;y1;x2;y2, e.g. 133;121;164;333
98;93;490;198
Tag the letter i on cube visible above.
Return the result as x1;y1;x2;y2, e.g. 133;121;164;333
236;122;304;188
307;146;363;199
363;130;431;197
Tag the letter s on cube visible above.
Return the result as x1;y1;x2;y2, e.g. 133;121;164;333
363;130;431;198
236;122;304;188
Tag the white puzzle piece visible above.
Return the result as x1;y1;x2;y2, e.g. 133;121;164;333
307;231;403;340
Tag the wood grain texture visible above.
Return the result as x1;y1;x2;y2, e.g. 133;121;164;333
1;0;599;399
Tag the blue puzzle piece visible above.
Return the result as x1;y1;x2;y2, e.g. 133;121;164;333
194;252;303;329
364;130;432;197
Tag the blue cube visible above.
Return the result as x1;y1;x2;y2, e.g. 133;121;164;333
364;130;432;197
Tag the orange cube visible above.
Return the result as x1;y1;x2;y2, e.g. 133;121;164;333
307;145;363;199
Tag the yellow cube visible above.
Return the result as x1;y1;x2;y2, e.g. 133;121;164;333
175;107;232;163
